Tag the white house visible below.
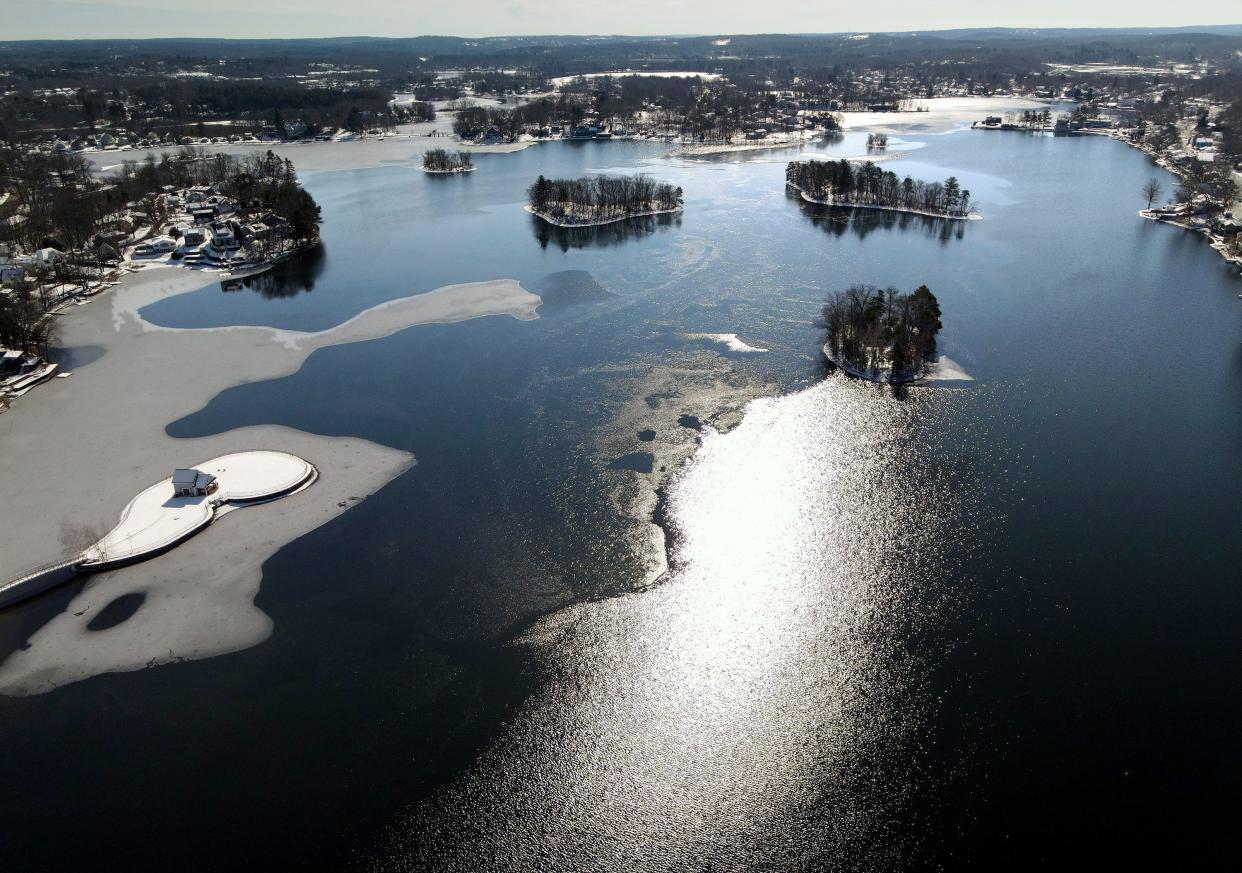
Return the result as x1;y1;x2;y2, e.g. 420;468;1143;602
34;248;63;267
210;225;237;249
171;468;217;498
149;236;178;253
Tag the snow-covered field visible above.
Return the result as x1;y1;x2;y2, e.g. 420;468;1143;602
839;96;1050;134
550;71;722;87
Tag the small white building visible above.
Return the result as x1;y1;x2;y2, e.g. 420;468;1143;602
171;468;217;497
149;236;178;253
34;248;63;267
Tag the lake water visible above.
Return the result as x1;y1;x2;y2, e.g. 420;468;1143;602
2;128;1241;870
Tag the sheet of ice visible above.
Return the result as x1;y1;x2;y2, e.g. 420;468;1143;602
0;432;410;697
83;118;538;177
684;333;769;353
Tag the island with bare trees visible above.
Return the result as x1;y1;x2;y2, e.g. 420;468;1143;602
422;148;475;174
821;284;943;384
787;159;975;219
527;174;683;227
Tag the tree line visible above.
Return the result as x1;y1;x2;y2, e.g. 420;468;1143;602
0;291;58;357
451;97;586;140
787;159;972;217
527;174;683;221
822;284;942;381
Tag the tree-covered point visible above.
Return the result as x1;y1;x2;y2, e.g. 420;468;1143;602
0;145;321;260
822;284;943;382
788;159;973;218
528;174;683;223
120;149;322;243
422;149;474;172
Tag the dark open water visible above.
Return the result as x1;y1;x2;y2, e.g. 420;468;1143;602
1;129;1240;870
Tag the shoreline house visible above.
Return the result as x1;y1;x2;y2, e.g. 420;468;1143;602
171;468;217;498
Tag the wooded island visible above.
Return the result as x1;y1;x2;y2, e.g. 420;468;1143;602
822;284;943;383
788;159;973;218
422;148;474;173
527;174;683;226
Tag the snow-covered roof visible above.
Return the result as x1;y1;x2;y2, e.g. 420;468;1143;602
171;468;200;485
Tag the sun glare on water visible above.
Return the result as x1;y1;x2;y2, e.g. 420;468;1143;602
385;377;981;870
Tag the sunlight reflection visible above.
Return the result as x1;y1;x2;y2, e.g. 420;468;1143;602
384;376;976;870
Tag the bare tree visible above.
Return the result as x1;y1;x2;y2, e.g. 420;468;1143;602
59;520;106;562
1142;177;1163;210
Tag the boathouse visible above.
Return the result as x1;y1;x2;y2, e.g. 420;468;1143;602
171;468;217;498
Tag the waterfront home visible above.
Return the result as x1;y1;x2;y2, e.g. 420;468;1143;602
0;348;24;376
171;468;217;498
34;248;63;268
245;222;272;241
149;237;177;254
210;225;238;249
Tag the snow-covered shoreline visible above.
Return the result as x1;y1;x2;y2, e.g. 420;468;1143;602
525;204;682;228
421;165;477;174
823;342;974;386
1138;208;1242;268
789;182;981;221
671;132;818;157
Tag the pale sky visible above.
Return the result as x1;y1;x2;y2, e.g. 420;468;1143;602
2;0;1239;41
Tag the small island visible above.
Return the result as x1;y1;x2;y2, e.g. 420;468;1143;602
422;148;475;174
527;174;683;227
0;451;318;608
787;159;975;219
821;284;943;384
866;133;889;149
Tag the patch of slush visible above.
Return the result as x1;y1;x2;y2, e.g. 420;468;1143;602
684;332;769;353
923;356;975;383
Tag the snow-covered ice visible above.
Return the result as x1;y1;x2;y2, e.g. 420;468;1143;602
684;333;769;353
